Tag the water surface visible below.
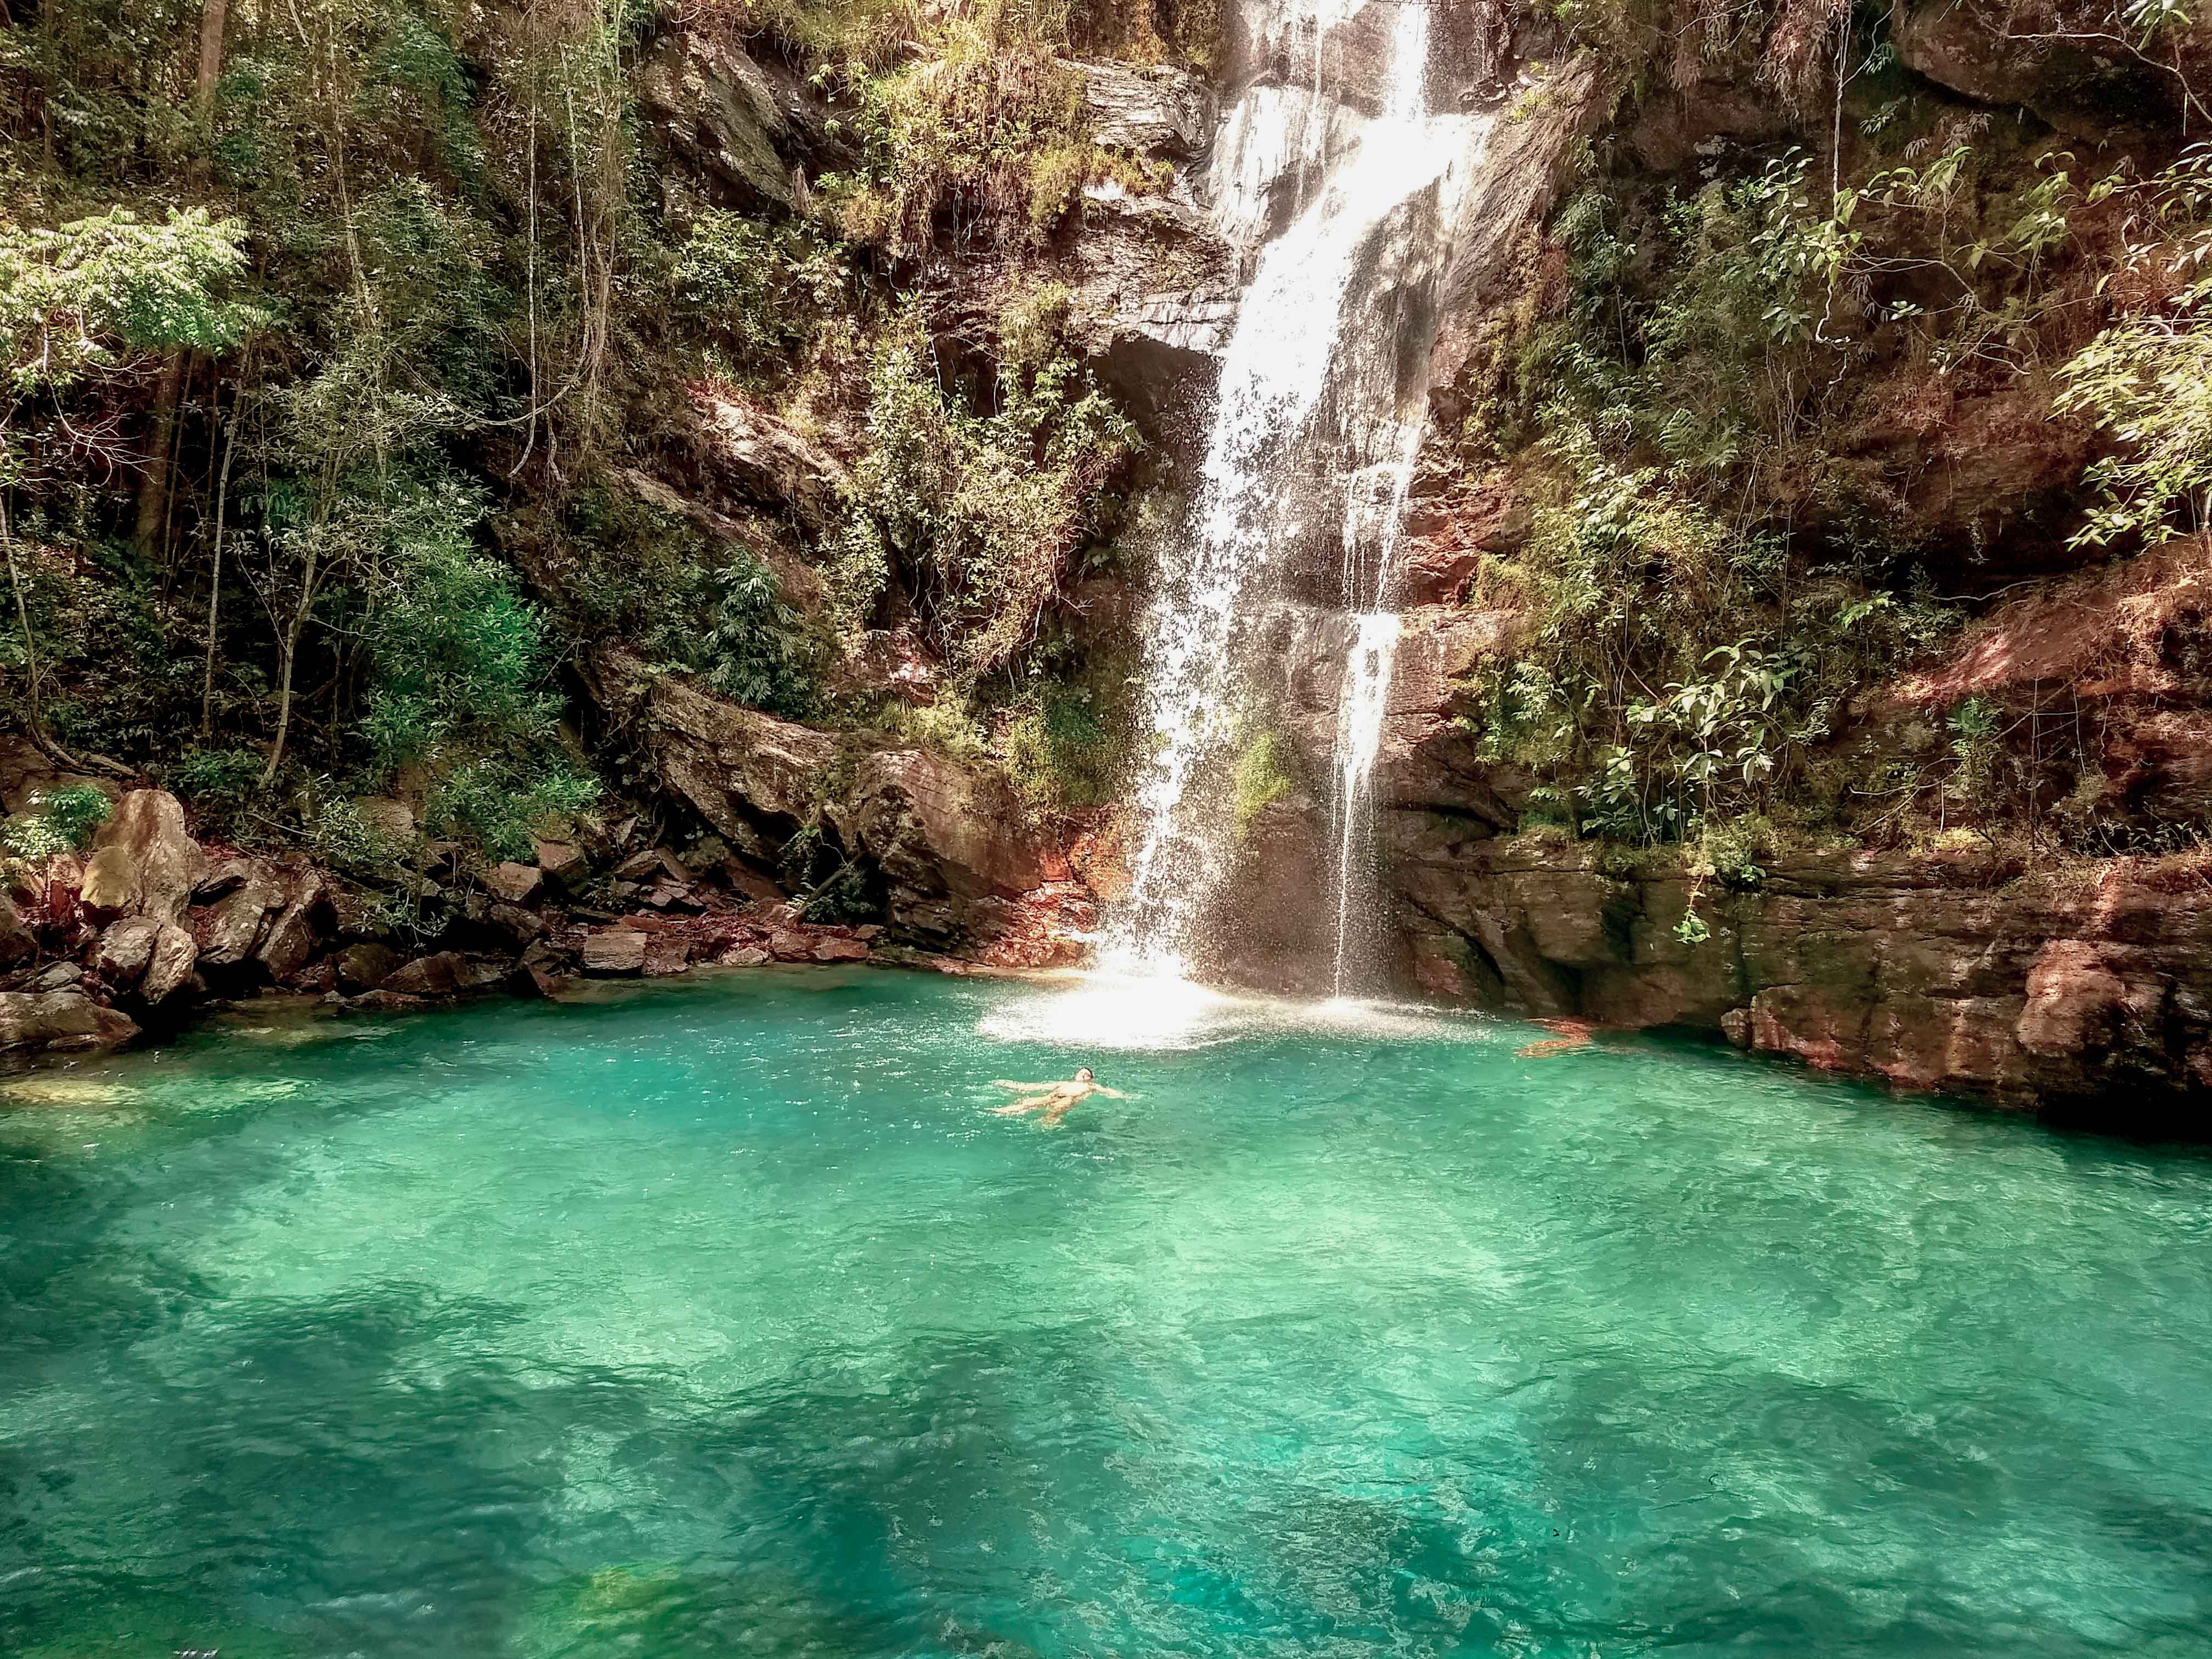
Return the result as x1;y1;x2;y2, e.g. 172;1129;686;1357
3;968;2210;1656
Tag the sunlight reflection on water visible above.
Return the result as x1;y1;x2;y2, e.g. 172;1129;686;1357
975;972;1499;1052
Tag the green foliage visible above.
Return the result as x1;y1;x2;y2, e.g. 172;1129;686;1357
1477;426;1956;843
168;748;265;834
172;747;264;803
308;794;416;878
355;471;558;778
819;11;1101;258
565;488;822;719
0;785;111;859
1946;696;2004;804
1230;729;1295;841
670;211;854;374
839;304;1136;674
2053;146;2212;546
778;820;880;923
1002;674;1127;808
425;759;599;865
0;207;258;398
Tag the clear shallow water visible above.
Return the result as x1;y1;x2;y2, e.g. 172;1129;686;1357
3;969;2211;1658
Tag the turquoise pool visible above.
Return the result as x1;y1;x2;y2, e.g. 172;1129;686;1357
2;967;2209;1656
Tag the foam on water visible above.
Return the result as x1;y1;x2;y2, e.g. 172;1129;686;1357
975;968;1488;1051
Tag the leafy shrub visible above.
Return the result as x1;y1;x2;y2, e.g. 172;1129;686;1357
0;786;113;859
357;470;559;779
565;488;823;719
838;307;1136;675
1003;678;1127;808
823;27;1093;258
309;795;416;878
170;747;266;835
2053;147;2212;547
670;212;854;373
424;759;599;865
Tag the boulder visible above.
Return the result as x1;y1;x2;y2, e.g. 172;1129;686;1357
584;644;840;864
0;891;31;968
690;392;854;534
721;944;771;968
140;922;198;1005
581;929;648;975
834;748;1066;948
489;904;546;946
767;930;815;962
1888;0;2199;134
195;861;289;967
484;861;544;906
381;951;468;998
256;872;329;982
78;791;205;922
536;839;589;885
642;935;693;977
336;942;403;993
94;916;162;986
0;988;137;1052
811;936;870;963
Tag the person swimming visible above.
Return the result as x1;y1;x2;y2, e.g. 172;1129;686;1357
989;1066;1125;1126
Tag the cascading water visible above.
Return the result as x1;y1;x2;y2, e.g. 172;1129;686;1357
1327;611;1402;993
1103;0;1488;991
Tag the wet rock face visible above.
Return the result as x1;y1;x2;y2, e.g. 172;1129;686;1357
1389;826;2212;1125
1075;60;1216;159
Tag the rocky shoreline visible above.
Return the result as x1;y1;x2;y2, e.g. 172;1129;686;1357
0;785;1082;1063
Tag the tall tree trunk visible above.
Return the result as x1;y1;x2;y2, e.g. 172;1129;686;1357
261;548;318;788
1;492;54;755
191;0;227;184
201;396;238;736
197;0;227;104
133;349;185;563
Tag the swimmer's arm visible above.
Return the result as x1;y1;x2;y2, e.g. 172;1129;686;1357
991;1080;1057;1090
1093;1086;1128;1098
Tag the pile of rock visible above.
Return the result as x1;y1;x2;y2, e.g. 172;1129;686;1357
0;788;900;1058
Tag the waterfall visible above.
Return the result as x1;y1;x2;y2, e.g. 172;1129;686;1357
1327;611;1402;994
1104;0;1484;988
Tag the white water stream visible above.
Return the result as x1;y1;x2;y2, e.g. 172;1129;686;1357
1101;0;1486;997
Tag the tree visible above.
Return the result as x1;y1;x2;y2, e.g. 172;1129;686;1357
0;207;255;760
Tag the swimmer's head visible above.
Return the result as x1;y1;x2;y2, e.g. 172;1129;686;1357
1075;1066;1094;1083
